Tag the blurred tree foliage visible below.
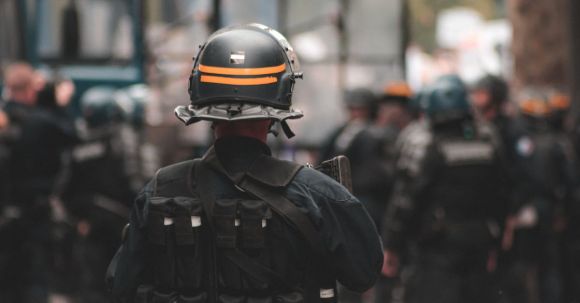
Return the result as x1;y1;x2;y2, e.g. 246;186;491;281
509;0;570;90
408;0;502;52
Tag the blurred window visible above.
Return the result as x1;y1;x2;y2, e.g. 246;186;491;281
0;0;21;75
37;0;135;64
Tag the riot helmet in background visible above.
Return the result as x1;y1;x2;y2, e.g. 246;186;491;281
547;91;570;130
471;74;509;111
175;23;304;137
344;88;377;109
80;86;124;128
423;74;472;124
516;88;552;120
381;81;412;104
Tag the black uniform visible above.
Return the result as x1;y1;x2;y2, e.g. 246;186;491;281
63;121;141;302
383;119;509;303
109;136;383;303
320;121;390;230
508;116;579;303
1;100;78;303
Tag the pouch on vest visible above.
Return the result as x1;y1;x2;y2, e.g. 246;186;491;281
239;200;271;249
135;285;154;303
246;296;272;303
274;292;304;303
151;290;178;303
214;199;238;248
172;197;205;291
218;294;245;303
147;197;177;291
177;292;207;303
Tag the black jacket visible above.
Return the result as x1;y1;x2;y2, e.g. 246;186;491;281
110;136;383;302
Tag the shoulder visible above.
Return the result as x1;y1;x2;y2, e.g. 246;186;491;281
153;159;199;196
290;166;354;203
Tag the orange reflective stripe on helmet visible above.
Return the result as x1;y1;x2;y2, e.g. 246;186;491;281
200;75;278;85
199;63;286;76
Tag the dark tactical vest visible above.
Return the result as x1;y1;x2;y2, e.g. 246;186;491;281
136;150;331;303
418;128;506;252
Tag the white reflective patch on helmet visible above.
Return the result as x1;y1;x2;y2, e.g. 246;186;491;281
230;51;245;64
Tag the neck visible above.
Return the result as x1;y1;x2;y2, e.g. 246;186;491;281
214;120;270;143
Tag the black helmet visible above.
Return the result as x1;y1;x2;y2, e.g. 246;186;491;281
343;88;376;109
80;86;123;128
423;75;471;124
175;24;304;137
472;75;509;107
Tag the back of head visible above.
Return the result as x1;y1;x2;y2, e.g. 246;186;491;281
175;23;303;138
3;62;36;103
344;88;377;121
80;86;123;128
344;88;376;109
472;75;509;107
423;75;472;125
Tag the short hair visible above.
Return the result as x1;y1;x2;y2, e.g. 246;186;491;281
3;62;35;94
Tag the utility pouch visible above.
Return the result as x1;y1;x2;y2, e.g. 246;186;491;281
246;297;272;303
274;292;304;303
135;285;154;303
151;291;178;303
148;197;177;290
173;197;205;291
239;200;271;249
177;292;207;303
214;199;238;248
147;209;167;246
218;294;245;303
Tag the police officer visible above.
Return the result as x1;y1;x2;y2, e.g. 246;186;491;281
108;24;383;303
319;88;386;227
318;88;384;303
64;86;150;302
382;75;510;303
545;91;580;303
504;91;579;303
1;62;78;303
372;81;413;303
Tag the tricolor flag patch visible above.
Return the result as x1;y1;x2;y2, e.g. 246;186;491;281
230;51;245;64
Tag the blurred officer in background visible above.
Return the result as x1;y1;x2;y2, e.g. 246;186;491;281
320;88;376;162
108;23;382;303
319;88;385;224
382;75;510;303
1;62;78;303
470;75;519;163
545;92;580;303
502;91;579;303
372;81;413;303
0;103;15;301
62;85;151;303
319;88;384;303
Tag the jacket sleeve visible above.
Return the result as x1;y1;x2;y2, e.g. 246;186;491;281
109;180;154;302
382;131;436;253
288;169;383;292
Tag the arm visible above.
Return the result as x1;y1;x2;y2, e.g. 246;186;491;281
288;170;383;293
108;180;154;302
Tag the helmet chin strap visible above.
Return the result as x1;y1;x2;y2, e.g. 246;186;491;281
280;120;296;138
267;120;295;138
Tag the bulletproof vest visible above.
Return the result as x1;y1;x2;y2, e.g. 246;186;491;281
138;152;322;303
418;127;505;251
